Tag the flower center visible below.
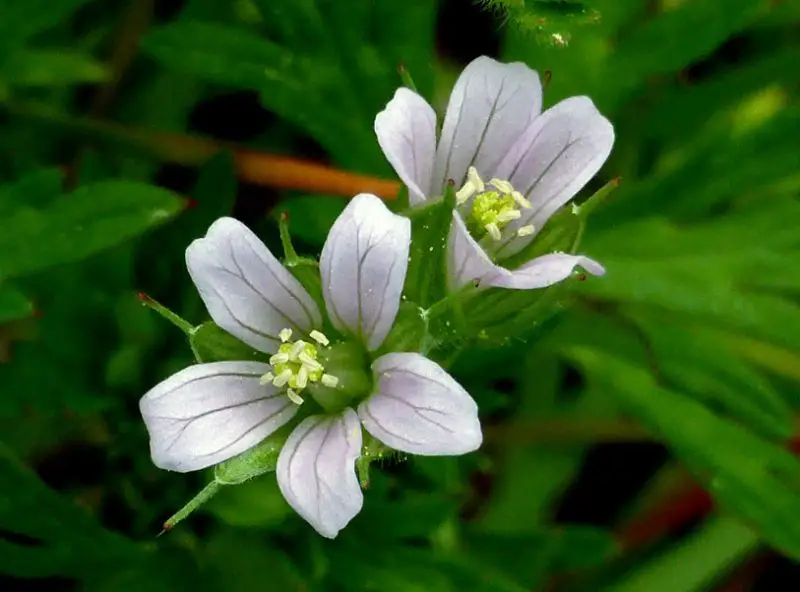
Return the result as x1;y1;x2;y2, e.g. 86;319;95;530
456;166;535;242
260;328;338;405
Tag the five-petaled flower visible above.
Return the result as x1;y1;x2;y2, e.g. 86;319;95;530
375;56;614;291
139;194;482;538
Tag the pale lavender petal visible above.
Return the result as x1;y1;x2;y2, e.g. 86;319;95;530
446;212;508;290
276;410;363;539
358;353;482;455
491;97;615;260
186;217;322;354
375;87;437;205
139;361;296;472
432;56;542;193
320;194;410;351
484;253;605;290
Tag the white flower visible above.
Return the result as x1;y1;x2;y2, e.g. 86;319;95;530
375;56;614;291
139;194;482;539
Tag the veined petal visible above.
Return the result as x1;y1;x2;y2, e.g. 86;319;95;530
276;410;363;539
447;212;508;290
375;87;437;206
432;56;542;194
139;361;297;472
320;194;410;351
484;253;605;290
359;353;482;455
186;217;322;354
491;97;615;260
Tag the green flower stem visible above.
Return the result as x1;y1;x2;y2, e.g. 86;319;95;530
137;292;193;334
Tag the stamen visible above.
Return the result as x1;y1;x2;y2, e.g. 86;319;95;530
298;352;323;371
456;166;485;205
496;209;521;224
259;372;275;385
272;368;293;387
278;328;293;343
269;352;289;365
289;340;307;360
295;365;309;389
517;224;535;237
512;191;532;209
286;389;305;405
309;330;330;346
321;374;339;388
485;222;502;241
489;178;513;194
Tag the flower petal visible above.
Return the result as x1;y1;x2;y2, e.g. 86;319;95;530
491;96;615;260
276;410;363;538
432;56;542;194
186;217;322;354
447;212;507;290
359;353;482;455
375;87;437;206
139;361;297;472
485;252;605;290
320;194;410;351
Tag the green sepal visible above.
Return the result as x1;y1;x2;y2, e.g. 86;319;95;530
278;212;326;314
387;185;410;213
462;282;570;343
161;481;221;533
189;321;267;363
378;300;429;355
502;177;619;269
403;184;456;307
214;424;294;485
356;432;394;488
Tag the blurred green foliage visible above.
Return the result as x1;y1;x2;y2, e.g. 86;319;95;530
0;0;798;590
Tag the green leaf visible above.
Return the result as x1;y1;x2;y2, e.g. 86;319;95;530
0;49;109;87
569;348;800;560
0;285;32;323
606;515;760;592
0;444;139;577
610;0;768;93
0;181;183;279
0;0;92;55
141;21;376;169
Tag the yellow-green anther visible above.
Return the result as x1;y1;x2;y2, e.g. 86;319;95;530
512;191;532;209
485;222;501;241
310;330;330;346
286;389;305;405
289;340;307;360
463;175;532;242
261;328;337;400
273;368;292;387
489;178;513;194
321;374;339;388
517;224;535;237
269;352;289;365
496;209;521;224
456;166;485;204
295;365;309;389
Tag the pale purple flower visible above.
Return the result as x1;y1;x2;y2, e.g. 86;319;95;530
375;56;614;291
139;194;482;538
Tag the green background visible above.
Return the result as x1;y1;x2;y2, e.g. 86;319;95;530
0;0;798;590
